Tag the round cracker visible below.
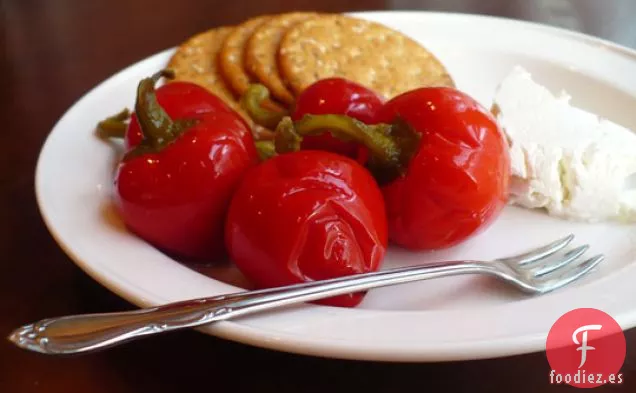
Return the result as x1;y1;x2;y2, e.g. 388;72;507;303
279;15;455;99
245;12;320;106
168;26;237;106
219;15;285;112
219;15;270;98
167;27;273;140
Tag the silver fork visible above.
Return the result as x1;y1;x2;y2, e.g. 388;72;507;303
8;234;603;355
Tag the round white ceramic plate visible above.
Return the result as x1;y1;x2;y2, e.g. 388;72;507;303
35;11;636;362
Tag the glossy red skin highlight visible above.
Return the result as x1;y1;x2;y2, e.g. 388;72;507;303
377;87;510;250
114;112;259;262
292;78;384;158
125;81;246;150
225;150;388;307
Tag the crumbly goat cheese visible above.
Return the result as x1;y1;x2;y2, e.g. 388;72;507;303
492;66;636;222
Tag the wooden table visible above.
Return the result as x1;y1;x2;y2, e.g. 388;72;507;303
1;0;635;391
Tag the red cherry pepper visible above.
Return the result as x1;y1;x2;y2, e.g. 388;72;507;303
274;86;510;251
376;88;510;249
291;78;383;157
225;150;388;308
109;70;259;262
241;79;383;158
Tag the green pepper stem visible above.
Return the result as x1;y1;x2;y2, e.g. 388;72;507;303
96;108;131;139
273;117;303;154
123;69;199;160
254;140;277;161
241;84;288;129
134;69;177;148
274;114;421;183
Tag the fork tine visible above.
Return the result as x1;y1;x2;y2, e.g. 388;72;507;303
532;244;590;277
497;234;574;266
537;255;604;294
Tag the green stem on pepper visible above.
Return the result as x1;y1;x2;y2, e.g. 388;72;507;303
241;84;288;130
134;69;177;146
96;108;131;139
124;69;198;160
254;140;277;161
274;114;421;184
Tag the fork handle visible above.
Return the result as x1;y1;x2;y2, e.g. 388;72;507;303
9;260;495;355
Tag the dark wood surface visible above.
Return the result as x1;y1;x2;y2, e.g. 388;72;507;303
2;0;636;391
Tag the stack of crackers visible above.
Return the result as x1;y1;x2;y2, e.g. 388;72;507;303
167;12;454;138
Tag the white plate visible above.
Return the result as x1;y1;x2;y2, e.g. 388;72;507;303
36;11;636;362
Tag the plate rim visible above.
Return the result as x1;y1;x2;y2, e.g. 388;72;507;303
34;10;636;362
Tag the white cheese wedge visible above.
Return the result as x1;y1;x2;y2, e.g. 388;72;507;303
492;66;636;223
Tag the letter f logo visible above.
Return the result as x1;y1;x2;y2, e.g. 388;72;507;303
572;324;602;368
